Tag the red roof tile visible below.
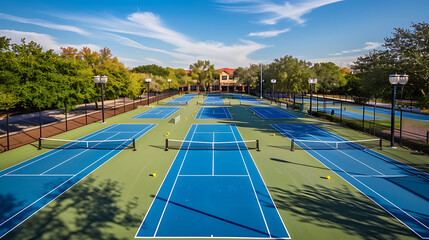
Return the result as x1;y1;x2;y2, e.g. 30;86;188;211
218;68;235;75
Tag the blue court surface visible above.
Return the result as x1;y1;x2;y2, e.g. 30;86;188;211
203;95;224;105
165;94;196;105
249;107;297;119
234;95;265;105
196;107;232;119
240;98;265;105
136;124;289;238
293;98;335;104
132;107;180;119
351;106;429;122
319;107;387;120
0;124;156;238
272;123;429;239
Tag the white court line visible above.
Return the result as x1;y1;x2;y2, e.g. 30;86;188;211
306;131;385;176
0;124;117;178
249;107;268;119
135;125;194;239
178;175;248;177
306;124;429;181
5;174;74;177
222;107;232;119
271;124;429;238
153;125;199;237
0;124;156;238
351;175;409;178
229;125;271;238
212;132;215;176
196;107;204;119
235;125;290;239
40;133;121;175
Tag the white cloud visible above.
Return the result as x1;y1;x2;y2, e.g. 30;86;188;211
144;58;163;65
249;28;290;37
363;41;382;50
0;29;60;49
0;13;88;35
330;42;382;56
57;12;267;68
217;0;343;25
309;55;361;67
0;29;101;52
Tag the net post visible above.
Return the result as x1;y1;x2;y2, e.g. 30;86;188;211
38;138;42;150
133;139;136;151
165;138;168;151
379;138;383;150
291;139;294;151
256;140;260;151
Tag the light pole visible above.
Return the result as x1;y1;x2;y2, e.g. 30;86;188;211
308;78;317;116
388;74;408;147
271;79;276;104
145;78;151;106
167;79;171;91
260;63;263;98
93;75;108;123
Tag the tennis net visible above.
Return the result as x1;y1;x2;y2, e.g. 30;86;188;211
164;101;188;105
196;101;231;105
165;139;259;151
291;138;382;151
38;138;136;150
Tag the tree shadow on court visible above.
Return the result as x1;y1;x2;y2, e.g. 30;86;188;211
0;193;24;228
269;185;414;240
3;177;141;240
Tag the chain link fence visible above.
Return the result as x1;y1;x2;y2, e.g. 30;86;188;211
0;91;178;152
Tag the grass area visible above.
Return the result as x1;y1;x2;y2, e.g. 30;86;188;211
1;94;427;240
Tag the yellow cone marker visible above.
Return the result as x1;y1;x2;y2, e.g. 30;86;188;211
273;133;276;136
153;173;156;177
327;176;331;180
185;118;187;120
167;132;170;135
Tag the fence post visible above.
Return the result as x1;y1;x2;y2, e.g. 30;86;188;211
373;98;377;136
400;109;403;146
39;108;42;138
256;140;260;151
362;104;365;132
293;93;296;109
65;104;68;132
6;109;9;151
165;138;168;151
85;102;88;125
340;100;343;125
291;139;295;151
123;97;126;112
427;131;429;144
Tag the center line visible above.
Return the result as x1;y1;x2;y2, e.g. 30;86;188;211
212;132;215;176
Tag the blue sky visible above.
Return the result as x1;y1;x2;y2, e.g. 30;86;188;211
1;0;428;69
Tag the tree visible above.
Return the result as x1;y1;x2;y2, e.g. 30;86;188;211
384;22;429;108
235;64;260;94
189;60;215;91
133;64;169;77
266;56;313;97
354;22;429;108
312;62;346;94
